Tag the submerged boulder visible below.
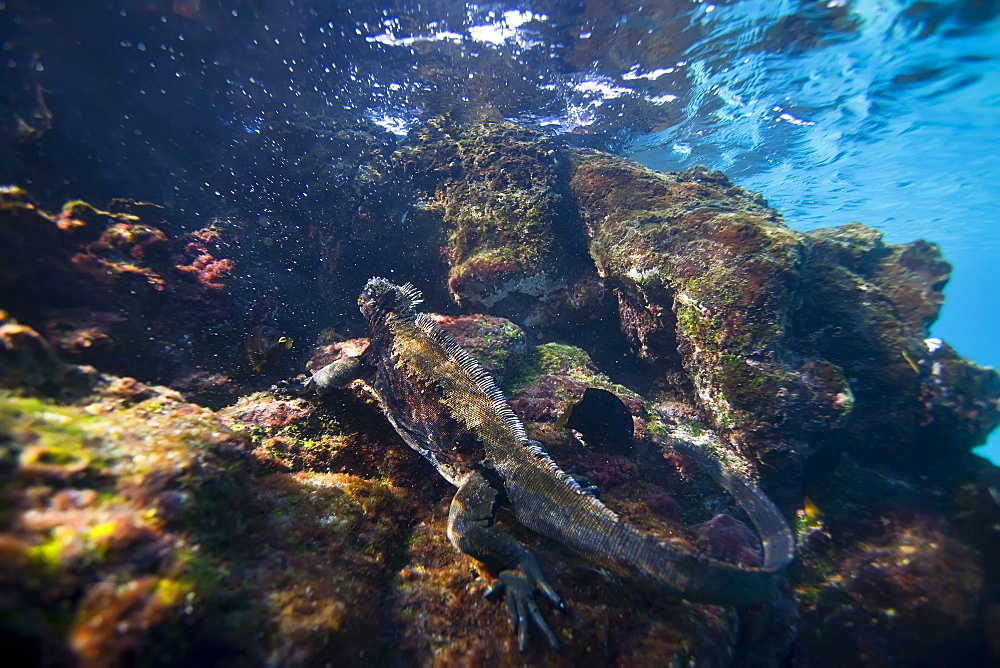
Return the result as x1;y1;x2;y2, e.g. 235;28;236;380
568;155;822;450
796;224;998;459
397;118;608;332
559;149;999;471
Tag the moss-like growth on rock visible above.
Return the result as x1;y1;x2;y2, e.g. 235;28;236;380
567;152;839;456
0;374;422;665
791;454;988;666
565;149;999;470
396;118;604;332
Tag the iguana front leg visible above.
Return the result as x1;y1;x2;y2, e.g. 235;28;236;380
447;471;566;651
280;356;367;396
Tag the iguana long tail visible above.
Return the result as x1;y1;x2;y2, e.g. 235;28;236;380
499;437;795;605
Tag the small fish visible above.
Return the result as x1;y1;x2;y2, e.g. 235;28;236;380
802;496;824;523
244;325;293;373
556;387;634;448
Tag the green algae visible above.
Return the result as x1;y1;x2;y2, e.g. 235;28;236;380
398;119;600;326
0;394;109;484
0;394;98;445
476;334;511;363
643;406;673;441
506;342;607;393
536;343;597;377
25;526;73;573
715;353;776;404
411;120;566;276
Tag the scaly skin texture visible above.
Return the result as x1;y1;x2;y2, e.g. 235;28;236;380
304;278;795;651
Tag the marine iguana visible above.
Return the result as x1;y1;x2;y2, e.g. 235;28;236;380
296;278;795;651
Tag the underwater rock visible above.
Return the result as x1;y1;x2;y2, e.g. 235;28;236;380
503;339;779;527
793;453;989;665
797;224;999;459
562;150;999;471
913;339;1000;456
219;114;452;330
168;368;242;409
0;372;424;665
307;337;371;374
41;309;125;369
506;342;628;442
397;118;608;332
566;153;849;462
694;513;763;568
0;312;65;393
0;191;240;391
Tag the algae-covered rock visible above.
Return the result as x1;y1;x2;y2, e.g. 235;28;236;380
397;118;606;332
564;150;999;471
792;454;990;665
0;312;66;393
0;373;420;665
0;190;241;392
566;153;847;458
796;224;999;458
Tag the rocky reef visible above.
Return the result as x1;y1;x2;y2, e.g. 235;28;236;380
2;120;998;665
395;118;602;333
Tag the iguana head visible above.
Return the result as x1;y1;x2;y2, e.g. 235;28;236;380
359;277;424;324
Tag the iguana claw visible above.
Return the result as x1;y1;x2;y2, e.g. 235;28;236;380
485;552;564;652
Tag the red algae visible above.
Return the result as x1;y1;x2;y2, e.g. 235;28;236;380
176;244;234;291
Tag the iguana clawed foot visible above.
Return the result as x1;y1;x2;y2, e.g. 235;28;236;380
485;552;566;652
